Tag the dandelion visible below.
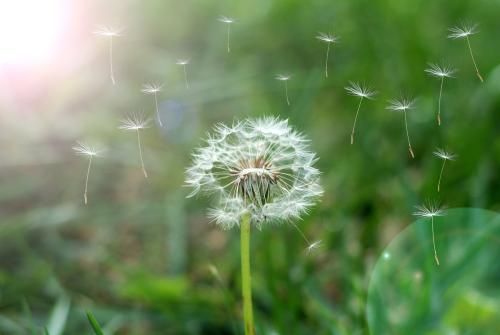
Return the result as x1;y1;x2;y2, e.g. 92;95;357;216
386;97;416;158
186;117;323;334
141;83;163;127
176;59;190;89
448;23;483;82
93;25;123;85
425;63;457;125
275;74;291;106
413;202;445;266
118;113;151;178
218;15;235;53
316;32;339;78
73;142;104;205
433;148;457;192
345;82;377;144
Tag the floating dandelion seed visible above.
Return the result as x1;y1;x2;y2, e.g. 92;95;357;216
93;25;123;85
118;113;151;178
433;148;457;192
186;117;323;334
73;142;104;205
386;97;416;158
141;83;163;127
448;23;483;82
413;202;445;266
218;15;235;53
290;222;321;255
345;82;377;144
176;59;190;89
425;63;457;125
275;74;291;106
316;32;339;78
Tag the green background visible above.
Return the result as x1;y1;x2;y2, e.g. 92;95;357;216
0;0;499;334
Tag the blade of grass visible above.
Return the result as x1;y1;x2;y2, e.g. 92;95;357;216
86;311;105;335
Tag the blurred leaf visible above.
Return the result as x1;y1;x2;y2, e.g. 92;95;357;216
46;296;70;335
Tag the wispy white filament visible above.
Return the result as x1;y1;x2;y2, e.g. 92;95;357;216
433;148;457;192
93;25;123;85
176;59;190;89
413;202;445;266
141;83;163;127
448;23;483;82
275;74;291;106
425;63;457;125
316;32;339;78
345;82;377;144
218;16;235;53
119;113;151;178
73;142;103;205
386;97;416;158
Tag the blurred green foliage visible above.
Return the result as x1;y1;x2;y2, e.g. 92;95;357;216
0;0;499;334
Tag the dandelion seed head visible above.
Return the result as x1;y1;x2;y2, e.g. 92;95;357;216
176;59;190;65
218;15;235;24
316;32;339;44
306;240;322;254
275;74;291;81
433;148;457;161
386;97;415;112
186;117;323;229
118;112;151;131
141;83;163;94
413;202;445;218
425;63;457;78
345;82;377;99
448;23;478;39
72;141;104;157
93;25;123;37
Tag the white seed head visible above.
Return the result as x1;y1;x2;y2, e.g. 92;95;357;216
345;82;377;99
316;32;339;44
141;83;163;94
425;63;457;78
72;141;104;157
118;112;151;131
413;202;445;218
93;25;123;37
433;148;457;161
275;74;291;81
186;117;323;229
218;15;235;24
448;23;478;39
176;59;190;65
306;240;322;254
386;97;415;112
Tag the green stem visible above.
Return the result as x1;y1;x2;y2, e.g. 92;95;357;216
240;213;255;335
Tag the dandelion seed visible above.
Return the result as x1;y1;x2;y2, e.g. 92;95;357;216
345;82;377;144
290;222;321;255
448;23;483;82
275;74;291;106
73;142;104;205
186;117;322;333
118;113;151;178
316;32;339;78
141;83;163;127
425;63;457;126
433;148;457;192
413;202;445;266
176;59;190;89
218;15;235;53
93;25;123;85
386;97;416;158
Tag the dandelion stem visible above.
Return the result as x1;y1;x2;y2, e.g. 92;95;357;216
403;110;414;158
154;92;162;127
437;159;446;192
466;36;483;82
84;156;92;205
431;216;440;266
350;97;364;144
183;64;189;89
227;25;231;53
325;43;330;78
285;81;290;106
240;213;255;335
109;37;115;85
437;77;444;126
137;129;148;178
